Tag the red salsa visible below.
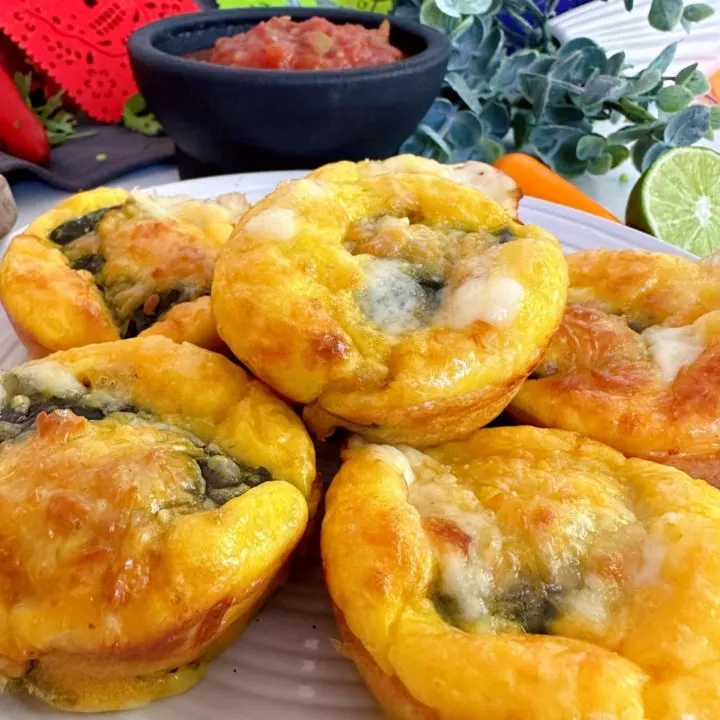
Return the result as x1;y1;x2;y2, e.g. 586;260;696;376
187;16;404;71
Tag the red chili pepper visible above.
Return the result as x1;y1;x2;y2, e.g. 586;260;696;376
0;67;50;166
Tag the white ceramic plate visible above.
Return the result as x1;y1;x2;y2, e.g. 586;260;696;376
0;170;692;719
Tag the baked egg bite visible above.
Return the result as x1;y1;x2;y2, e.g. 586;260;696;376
322;426;720;720
0;336;316;711
0;187;250;357
310;153;521;216
212;172;567;446
511;249;720;485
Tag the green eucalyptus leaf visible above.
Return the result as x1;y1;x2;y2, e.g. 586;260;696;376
681;16;692;31
529;56;555;76
579;75;626;106
544;104;591;129
710;107;720;130
446;73;483;114
605;144;631;168
479;100;512;138
641;141;670;171
530;124;585;153
664;105;710;145
624;0;634;9
549;50;584;81
684;71;711;96
632;136;655;173
649;0;683;31
675;63;699;85
625;69;662;98
475;137;506;163
552;138;588;176
436;0;493;17
557;38;600;57
656;85;694;112
419;98;457;133
588;152;613;175
490;50;538;101
419;0;459;32
418;124;453;155
401;134;429;156
512;112;533;148
519;73;550;118
607;122;664;144
446;110;485;147
682;3;714;22
618;98;656;123
646;42;679;75
576;134;606;160
606;52;627;77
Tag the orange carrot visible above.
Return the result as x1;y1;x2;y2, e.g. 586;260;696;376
493;153;620;223
711;70;720;102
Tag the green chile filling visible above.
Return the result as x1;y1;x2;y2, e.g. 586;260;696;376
49;206;207;339
433;577;562;635
0;370;270;508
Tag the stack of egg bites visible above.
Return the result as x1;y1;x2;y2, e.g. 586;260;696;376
1;155;720;719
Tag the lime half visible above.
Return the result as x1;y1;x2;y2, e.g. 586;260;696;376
626;146;720;256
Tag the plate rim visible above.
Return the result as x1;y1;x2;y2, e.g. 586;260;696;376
6;169;694;260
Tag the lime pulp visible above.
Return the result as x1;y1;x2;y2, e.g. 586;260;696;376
625;146;720;257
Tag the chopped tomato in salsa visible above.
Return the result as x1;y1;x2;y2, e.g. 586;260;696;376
188;17;404;71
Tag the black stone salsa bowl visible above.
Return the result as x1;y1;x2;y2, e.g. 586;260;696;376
128;8;451;176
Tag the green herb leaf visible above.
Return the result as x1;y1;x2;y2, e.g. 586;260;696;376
605;144;631;168
641;141;670;171
710;107;720;130
645;41;679;75
512;111;533;148
576;134;606;160
656;85;694;112
649;0;683;30
588;152;613;175
625;69;662;98
683;71;711;96
122;95;163;136
606;52;627;76
618;98;656;123
446;73;483;114
608;122;664;144
437;0;493;17
579;75;626;106
632;136;655;172
675;63;699;85
664;105;710;145
682;2;714;22
419;0;459;31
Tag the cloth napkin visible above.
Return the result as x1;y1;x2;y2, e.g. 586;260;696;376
0;123;175;192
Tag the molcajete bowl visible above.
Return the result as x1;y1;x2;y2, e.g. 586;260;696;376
128;8;450;176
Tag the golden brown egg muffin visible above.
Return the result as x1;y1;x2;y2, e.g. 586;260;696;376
322;426;720;720
510;249;720;485
0;188;250;357
310;154;522;216
0;336;316;711
212;173;567;447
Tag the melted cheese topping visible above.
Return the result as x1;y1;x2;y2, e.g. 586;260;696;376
642;324;705;384
9;362;85;399
437;275;525;330
360;440;658;636
363;441;417;486
358;258;435;334
244;207;298;242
